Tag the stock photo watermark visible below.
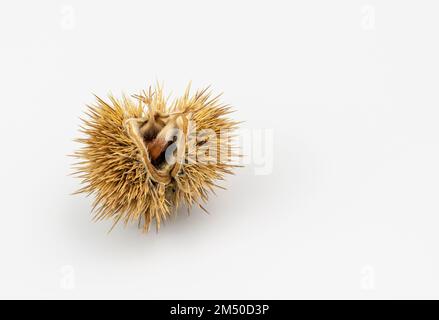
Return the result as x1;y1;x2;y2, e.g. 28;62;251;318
60;5;76;30
147;112;274;176
361;5;376;30
59;265;76;290
360;265;375;291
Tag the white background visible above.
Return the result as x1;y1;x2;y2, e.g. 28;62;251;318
1;0;439;299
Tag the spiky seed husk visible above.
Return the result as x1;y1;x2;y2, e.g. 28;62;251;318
73;85;240;232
